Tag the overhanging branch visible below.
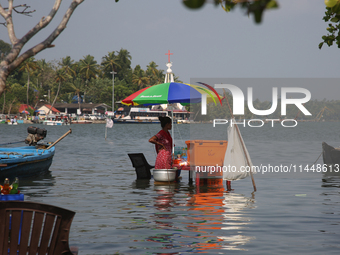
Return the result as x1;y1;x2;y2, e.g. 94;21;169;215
8;0;84;73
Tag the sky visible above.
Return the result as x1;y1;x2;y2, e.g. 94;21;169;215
1;0;340;100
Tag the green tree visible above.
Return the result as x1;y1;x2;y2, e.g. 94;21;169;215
79;55;99;103
18;58;38;106
132;65;150;89
101;51;121;79
79;55;98;80
35;59;54;90
146;61;164;85
60;56;76;78
115;48;132;82
69;77;83;113
47;69;70;115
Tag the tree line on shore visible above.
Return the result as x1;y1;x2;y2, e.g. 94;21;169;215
0;42;181;115
1;40;340;121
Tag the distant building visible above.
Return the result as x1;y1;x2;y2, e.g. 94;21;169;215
19;104;34;113
37;104;60;115
52;103;109;115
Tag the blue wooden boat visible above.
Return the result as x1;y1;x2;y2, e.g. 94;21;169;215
0;146;55;178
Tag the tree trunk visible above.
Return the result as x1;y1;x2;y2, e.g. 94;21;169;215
47;81;61;115
8;98;16;115
2;90;5;114
0;67;9;97
26;72;30;106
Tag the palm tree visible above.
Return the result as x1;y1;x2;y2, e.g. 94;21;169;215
146;61;162;85
35;59;46;89
132;65;150;89
69;77;83;113
79;55;98;103
116;49;132;70
18;58;38;107
79;55;98;80
59;56;76;78
47;69;70;115
116;48;132;81
101;51;121;78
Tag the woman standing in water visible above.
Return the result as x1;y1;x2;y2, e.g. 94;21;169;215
149;116;173;169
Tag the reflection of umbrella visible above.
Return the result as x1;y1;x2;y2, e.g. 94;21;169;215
122;82;222;153
21;110;29;114
122;82;221;106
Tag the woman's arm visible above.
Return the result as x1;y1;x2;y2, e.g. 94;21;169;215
149;135;165;150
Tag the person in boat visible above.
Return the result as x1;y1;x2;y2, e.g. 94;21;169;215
149;116;173;170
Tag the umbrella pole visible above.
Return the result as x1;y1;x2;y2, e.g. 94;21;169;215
171;105;174;158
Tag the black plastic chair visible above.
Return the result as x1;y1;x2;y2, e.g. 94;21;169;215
128;153;154;179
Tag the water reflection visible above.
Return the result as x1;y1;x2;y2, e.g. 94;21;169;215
145;179;256;253
186;179;255;252
18;170;55;197
322;170;340;188
146;184;180;252
320;169;340;239
131;179;152;190
219;192;256;251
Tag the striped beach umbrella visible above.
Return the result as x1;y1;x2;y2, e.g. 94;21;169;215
121;82;222;106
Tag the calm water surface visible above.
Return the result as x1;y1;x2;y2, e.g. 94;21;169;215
1;122;340;255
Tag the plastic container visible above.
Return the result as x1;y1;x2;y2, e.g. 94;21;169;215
185;140;228;167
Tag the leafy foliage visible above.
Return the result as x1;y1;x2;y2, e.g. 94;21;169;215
320;4;340;49
0;40;11;60
182;0;279;24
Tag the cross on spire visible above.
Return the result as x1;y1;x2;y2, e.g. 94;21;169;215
165;50;173;63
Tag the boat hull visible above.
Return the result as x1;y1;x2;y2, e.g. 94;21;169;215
71;120;92;124
114;119;160;124
322;142;340;165
43;120;70;126
0;146;55;178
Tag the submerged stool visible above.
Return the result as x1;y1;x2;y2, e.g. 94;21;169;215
128;153;154;179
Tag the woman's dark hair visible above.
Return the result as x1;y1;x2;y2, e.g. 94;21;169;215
159;116;171;128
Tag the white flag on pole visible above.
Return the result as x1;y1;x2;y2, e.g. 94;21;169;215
106;118;113;128
223;119;255;181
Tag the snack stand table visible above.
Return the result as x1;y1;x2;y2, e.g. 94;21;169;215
173;140;228;188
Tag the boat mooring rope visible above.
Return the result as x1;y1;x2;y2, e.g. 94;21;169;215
0;140;25;146
309;151;323;168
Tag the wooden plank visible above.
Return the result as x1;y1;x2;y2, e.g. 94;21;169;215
48;216;61;253
19;211;33;255
38;214;56;255
28;212;44;254
1;211;11;255
9;210;22;255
